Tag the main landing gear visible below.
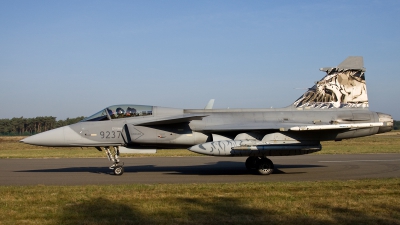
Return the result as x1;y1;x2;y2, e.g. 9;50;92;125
245;156;274;175
104;146;124;175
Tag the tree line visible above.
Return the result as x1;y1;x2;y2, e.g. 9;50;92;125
0;116;84;136
394;120;400;130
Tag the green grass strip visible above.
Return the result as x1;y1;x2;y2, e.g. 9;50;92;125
0;178;399;224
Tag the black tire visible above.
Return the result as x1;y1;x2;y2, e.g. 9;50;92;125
245;156;259;170
113;166;124;176
257;158;274;175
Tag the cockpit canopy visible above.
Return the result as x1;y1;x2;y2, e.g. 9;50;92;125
81;105;153;122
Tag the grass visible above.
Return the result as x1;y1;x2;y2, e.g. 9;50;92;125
0;178;399;224
316;132;400;154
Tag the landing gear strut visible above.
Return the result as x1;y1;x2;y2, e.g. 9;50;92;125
245;156;274;175
104;146;124;175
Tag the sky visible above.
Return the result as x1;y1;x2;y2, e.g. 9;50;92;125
1;0;399;120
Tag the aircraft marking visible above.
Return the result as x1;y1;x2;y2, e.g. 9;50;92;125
100;131;122;139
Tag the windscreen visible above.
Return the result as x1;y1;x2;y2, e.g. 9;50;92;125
81;105;153;122
81;109;109;121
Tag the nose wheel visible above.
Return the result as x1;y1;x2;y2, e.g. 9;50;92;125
112;165;124;175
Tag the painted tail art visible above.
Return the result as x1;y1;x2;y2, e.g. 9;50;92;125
293;56;368;109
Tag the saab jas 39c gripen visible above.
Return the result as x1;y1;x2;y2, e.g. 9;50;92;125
21;56;393;176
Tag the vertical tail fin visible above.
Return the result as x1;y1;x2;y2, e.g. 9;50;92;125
293;56;368;109
204;99;215;109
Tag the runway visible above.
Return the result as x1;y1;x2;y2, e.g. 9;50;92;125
1;154;400;185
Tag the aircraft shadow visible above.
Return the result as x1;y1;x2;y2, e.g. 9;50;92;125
16;161;325;176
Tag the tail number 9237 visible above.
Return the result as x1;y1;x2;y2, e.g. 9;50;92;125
100;131;122;139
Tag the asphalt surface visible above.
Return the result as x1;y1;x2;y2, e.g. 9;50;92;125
1;154;400;185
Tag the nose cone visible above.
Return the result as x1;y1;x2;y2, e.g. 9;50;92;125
188;143;209;154
20;127;66;146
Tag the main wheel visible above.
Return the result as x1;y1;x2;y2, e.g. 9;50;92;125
257;158;274;175
113;166;124;176
245;156;259;170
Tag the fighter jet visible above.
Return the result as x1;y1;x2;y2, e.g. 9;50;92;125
21;56;393;176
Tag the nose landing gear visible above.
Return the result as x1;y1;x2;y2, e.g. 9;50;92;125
104;146;124;175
